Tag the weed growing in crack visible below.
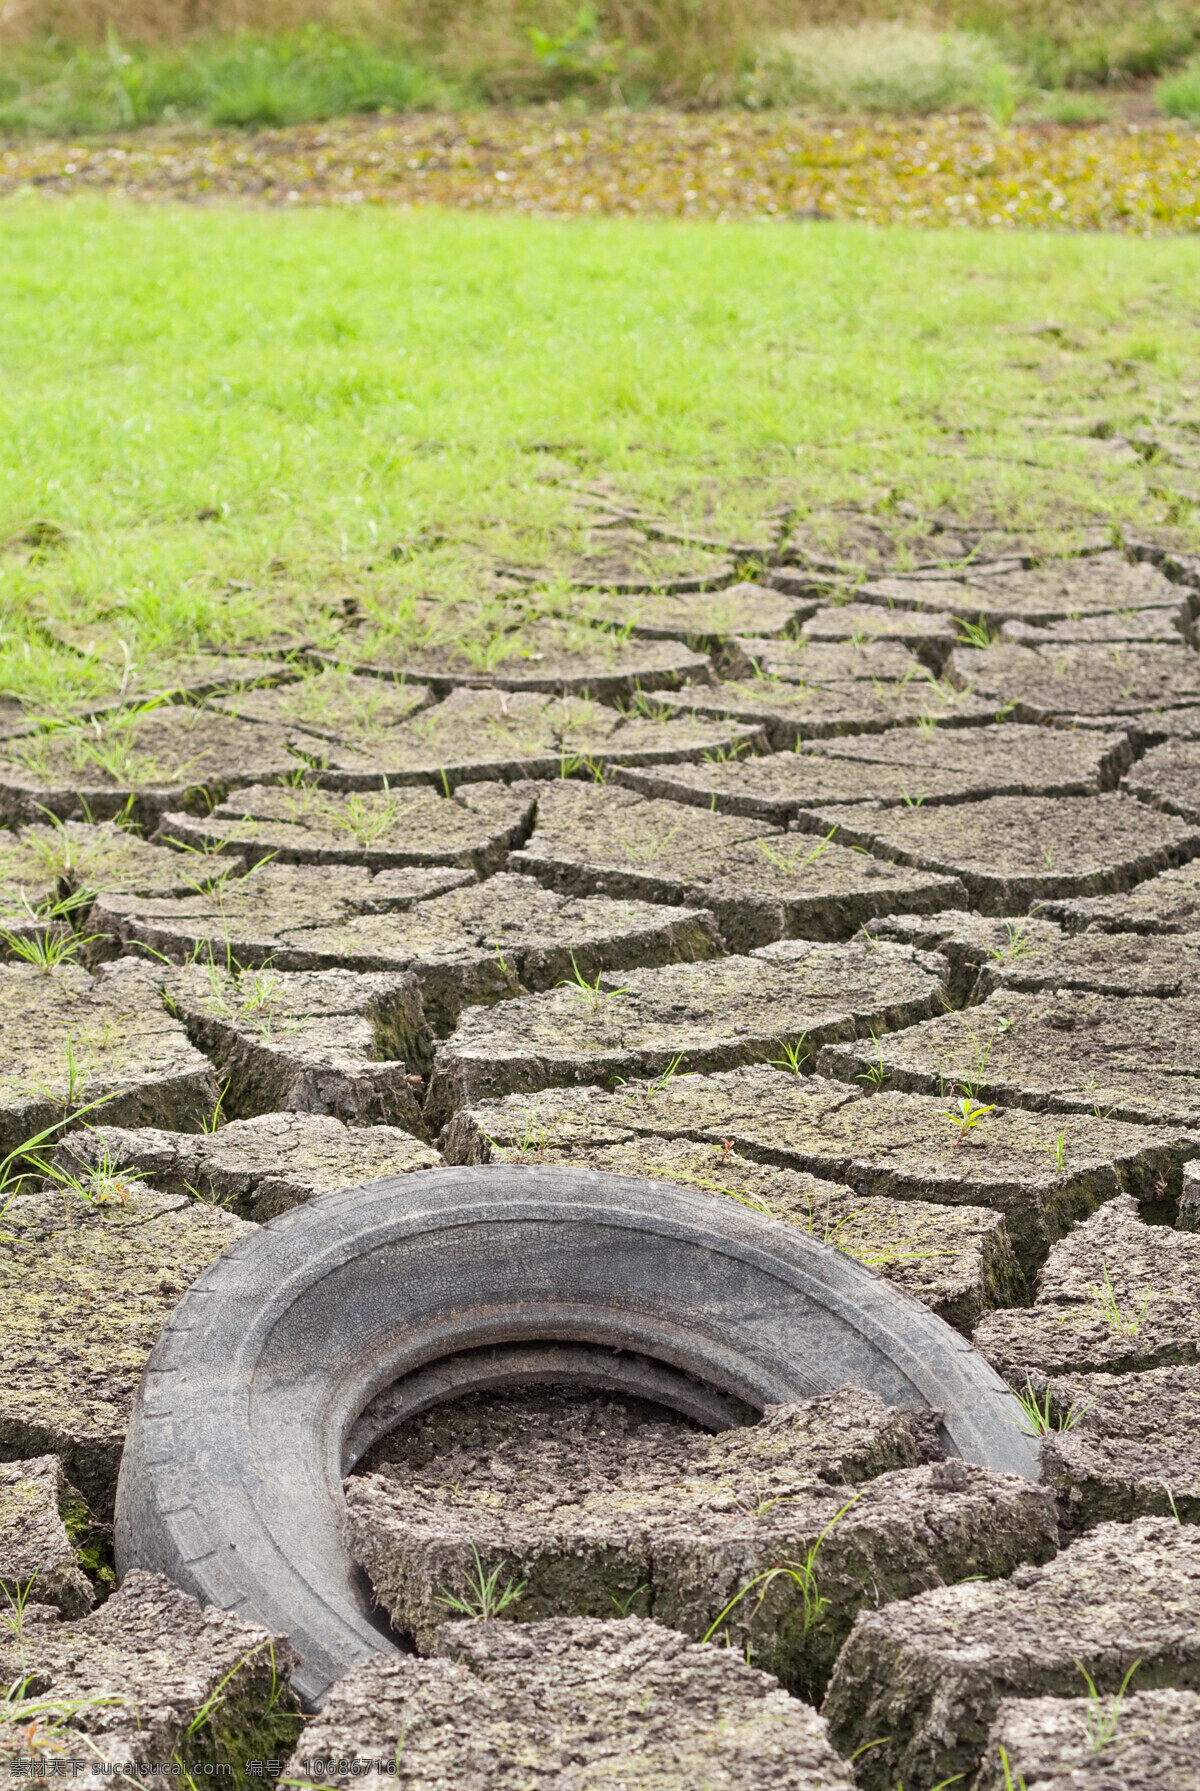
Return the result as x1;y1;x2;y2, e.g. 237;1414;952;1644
647;1052;685;1093
619;820;683;863
0;1574;38;1646
770;1035;809;1075
0;1676;128;1757
437;1546;526;1621
941;1094;996;1146
1076;1658;1140;1752
757;827;837;877
0;889;101;970
1038;1131;1068;1172
1088;1264;1152;1337
988;920;1037;965
1013;1375;1093;1438
610;1584;649;1617
701;1492;862;1645
557;954;628;1009
953;616;998;649
856;1035;888;1091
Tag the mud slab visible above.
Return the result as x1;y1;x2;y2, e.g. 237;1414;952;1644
157;779;537;874
871;909;1066;1002
1037;1365;1200;1529
664;675;1000;750
1001;602;1191;646
861;552;1184;627
725;637;932;687
441;1069;1192;1272
285;1615;855;1791
0;1570;300;1768
946;642;1200;724
163;963;432;1132
823;1516;1200;1791
347;1402;1054;1695
0;705;329;831
510;781;965;948
819;987;1200;1127
0;819;233;913
0;1453;94;1617
54;1111;441;1223
210;664;434;737
0;958;218;1159
1047;857;1200;933
802;793;1200;914
590;580;816;647
263;687;766;790
346;617;714;702
615;724;1128;825
454;1131;1018;1330
110;868;721;1034
0;1185;250;1514
800;603;960;668
975;1688;1200;1791
973;1195;1200;1381
426;941;949;1125
974;927;1200;998
1066;704;1200;750
1122;736;1200;823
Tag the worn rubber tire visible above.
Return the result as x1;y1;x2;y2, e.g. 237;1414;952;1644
115;1164;1039;1706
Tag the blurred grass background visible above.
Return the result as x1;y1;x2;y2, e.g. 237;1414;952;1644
2;2;1200;134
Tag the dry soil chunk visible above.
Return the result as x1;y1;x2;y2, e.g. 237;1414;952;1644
870;908;1066;1002
1037;1365;1200;1529
426;940;949;1123
442;1069;1192;1272
0;1453;93;1617
973;1195;1200;1381
947;641;1200;723
726;637;931;686
1047;856;1200;933
1001;602;1191;646
666;673;997;749
1122;735;1200;823
0;819;225;913
348;615;714;701
0;704;329;831
0;1187;250;1514
346;1393;1054;1695
511;781;965;949
0;1569;300;1769
819;987;1200;1126
157;779;536;874
801;602;959;667
54;1110;441;1224
975;1688;1200;1791
163;963;432;1132
591;580;814;646
285;1615;854;1791
806;792;1200;913
616;723;1128;826
863;552;1182;627
823;1516;1200;1791
210;664;433;737
973;926;1200;998
0;958;218;1159
462;1131;1018;1330
101;866;719;1029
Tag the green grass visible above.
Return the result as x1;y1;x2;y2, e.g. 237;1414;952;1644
2;201;1199;711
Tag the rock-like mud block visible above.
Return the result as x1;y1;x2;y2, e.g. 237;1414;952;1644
947;641;1200;724
864;552;1184;627
54;1112;441;1222
157;779;536;873
440;1067;1189;1272
1038;1364;1200;1529
347;614;714;701
426;940;949;1124
871;908;1066;1001
823;1516;1200;1791
0;1186;250;1514
806;792;1200;913
0;1570;300;1768
286;1614;855;1789
510;780;965;947
975;1687;1200;1791
1048;856;1200;933
973;926;1200;998
973;1195;1200;1380
801;602;959;667
725;636;932;687
665;672;997;749
616;723;1129;825
0;818;229;915
163;963;431;1132
0;1453;94;1617
445;1128;1018;1330
1001;602;1190;645
346;1388;1054;1693
210;664;434;737
0;958;218;1158
0;704;329;831
595;579;815;646
820;986;1200;1127
101;865;721;1031
1122;735;1200;824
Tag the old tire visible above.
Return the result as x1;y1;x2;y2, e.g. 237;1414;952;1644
115;1164;1039;1706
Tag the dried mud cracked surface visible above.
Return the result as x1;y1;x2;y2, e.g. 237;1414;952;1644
7;542;1200;1782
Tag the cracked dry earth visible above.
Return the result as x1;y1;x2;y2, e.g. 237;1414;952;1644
4;530;1200;1786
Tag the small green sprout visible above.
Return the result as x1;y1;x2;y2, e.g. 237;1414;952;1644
437;1545;526;1621
1088;1264;1151;1337
941;1094;995;1146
